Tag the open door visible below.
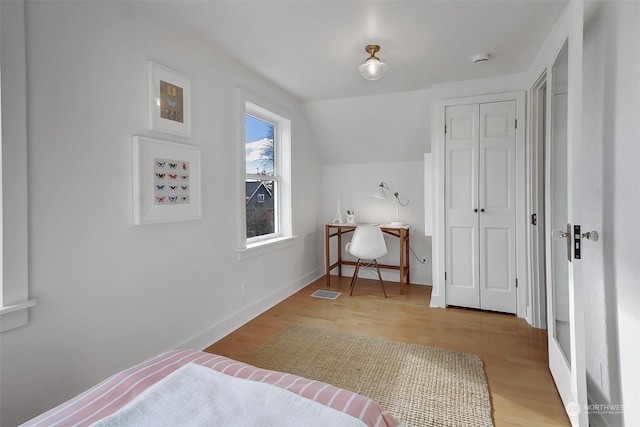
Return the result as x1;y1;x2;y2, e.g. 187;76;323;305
545;3;588;425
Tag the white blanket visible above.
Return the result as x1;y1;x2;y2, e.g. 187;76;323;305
91;363;367;427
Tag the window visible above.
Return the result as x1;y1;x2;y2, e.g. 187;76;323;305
1;0;36;332
238;93;292;256
245;113;276;238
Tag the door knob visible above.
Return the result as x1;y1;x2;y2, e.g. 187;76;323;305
582;230;599;241
552;229;570;240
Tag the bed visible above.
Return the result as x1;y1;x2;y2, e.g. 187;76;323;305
21;349;401;427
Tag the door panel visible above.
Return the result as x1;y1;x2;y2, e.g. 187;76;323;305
484;112;510;137
479;101;517;313
550;63;571;358
484;147;510;208
545;11;588;423
449;149;475;209
445;104;479;308
450;115;475;140
450;227;477;295
483;227;511;291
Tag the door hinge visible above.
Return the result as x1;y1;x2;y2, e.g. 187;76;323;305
516;278;518;288
531;213;537;225
515;119;518;129
444;124;447;134
444;272;447;281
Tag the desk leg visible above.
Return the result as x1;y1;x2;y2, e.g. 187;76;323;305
399;228;406;294
325;225;331;286
406;230;410;290
337;230;343;277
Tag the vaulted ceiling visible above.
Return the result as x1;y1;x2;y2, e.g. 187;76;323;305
141;0;567;102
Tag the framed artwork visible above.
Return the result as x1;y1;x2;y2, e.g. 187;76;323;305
148;61;191;137
132;136;201;225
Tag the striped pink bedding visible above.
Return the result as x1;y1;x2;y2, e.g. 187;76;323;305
21;349;401;427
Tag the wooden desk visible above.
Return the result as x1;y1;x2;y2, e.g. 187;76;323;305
324;224;411;294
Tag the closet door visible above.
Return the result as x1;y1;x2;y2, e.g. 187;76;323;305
478;101;517;313
445;104;480;308
445;101;517;314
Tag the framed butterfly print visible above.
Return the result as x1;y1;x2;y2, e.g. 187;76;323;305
132;136;201;225
148;61;191;137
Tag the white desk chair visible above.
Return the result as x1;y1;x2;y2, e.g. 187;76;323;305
345;225;388;297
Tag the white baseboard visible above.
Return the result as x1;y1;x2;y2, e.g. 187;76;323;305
429;291;444;308
172;267;325;351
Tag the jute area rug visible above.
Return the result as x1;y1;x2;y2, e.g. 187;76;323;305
246;325;493;427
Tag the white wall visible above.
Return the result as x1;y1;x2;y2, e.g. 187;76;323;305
582;4;621;425
305;89;431;164
322;161;432;286
586;2;640;424
0;2;324;426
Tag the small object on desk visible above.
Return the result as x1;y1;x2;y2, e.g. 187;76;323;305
346;211;355;224
333;196;343;224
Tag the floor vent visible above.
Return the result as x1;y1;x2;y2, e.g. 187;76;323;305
310;290;341;300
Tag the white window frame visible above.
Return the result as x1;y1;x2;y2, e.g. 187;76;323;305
237;90;293;260
245;110;280;241
1;0;37;333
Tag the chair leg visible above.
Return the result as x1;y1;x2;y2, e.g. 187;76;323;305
374;260;387;298
350;260;361;296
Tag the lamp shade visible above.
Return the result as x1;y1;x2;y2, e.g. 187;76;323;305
371;186;387;199
358;44;388;81
358;59;388;81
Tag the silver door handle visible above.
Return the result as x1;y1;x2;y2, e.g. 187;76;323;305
551;224;573;262
552;229;570;240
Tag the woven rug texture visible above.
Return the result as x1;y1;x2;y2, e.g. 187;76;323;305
246;324;493;427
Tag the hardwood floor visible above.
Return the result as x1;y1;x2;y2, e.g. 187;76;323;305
205;276;569;426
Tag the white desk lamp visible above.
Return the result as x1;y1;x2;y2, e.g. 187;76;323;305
372;182;409;226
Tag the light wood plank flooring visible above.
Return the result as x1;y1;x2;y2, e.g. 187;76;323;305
205;276;569;426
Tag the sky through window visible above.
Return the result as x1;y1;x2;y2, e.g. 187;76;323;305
245;115;274;175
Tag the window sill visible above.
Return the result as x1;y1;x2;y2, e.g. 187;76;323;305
1;299;38;333
237;236;296;261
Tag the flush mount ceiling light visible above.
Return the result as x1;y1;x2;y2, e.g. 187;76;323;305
358;44;388;81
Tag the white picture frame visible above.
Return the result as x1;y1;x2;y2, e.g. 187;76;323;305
132;136;201;225
148;61;191;137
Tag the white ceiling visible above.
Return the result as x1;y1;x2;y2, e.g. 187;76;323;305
141;0;568;102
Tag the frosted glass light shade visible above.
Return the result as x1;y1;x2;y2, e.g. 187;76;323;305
358;59;388;81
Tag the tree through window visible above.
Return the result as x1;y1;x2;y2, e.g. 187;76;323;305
245;114;277;238
241;97;291;249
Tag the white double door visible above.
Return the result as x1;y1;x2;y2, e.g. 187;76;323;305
445;101;517;314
